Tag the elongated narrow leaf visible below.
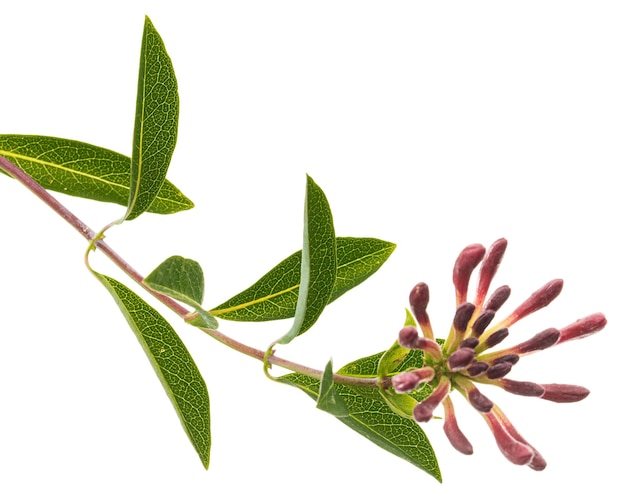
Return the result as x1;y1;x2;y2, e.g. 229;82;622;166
210;237;395;321
276;175;336;344
125;16;179;221
145;256;218;329
280;349;441;481
94;273;211;468
0;135;193;214
316;360;349;417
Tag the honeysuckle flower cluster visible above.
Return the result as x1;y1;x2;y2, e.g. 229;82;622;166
391;238;606;469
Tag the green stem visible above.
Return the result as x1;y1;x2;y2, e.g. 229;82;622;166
0;155;382;389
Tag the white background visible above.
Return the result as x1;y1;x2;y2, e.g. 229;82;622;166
1;1;623;499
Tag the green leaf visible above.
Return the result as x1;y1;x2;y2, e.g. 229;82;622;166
276;175;336;344
280;354;441;481
316;360;350;417
0;135;193;214
145;255;205;305
144;255;218;329
210;237;395;321
93;273;211;469
125;16;179;221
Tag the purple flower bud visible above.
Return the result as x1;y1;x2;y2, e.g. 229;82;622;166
468;386;494;413
486;362;513;380
491;353;520;366
514;327;560;355
471;309;495;335
454;302;476;333
500;379;545;397
460;337;479;349
484;285;511;312
475;238;508;308
398;326;419;349
492;405;546;470
447;347;475;372
443;397;473;455
484;328;509;348
409;283;430;325
540;384;590;403
558;313;607;344
453;244;486;305
466;361;489;377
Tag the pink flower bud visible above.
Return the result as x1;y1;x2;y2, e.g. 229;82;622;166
412;378;450;423
496;279;564;329
558;313;607;344
500;379;545;397
475;238;507;308
453;244;485;305
468;386;494;413
391;367;435;393
409;283;430;325
484;411;534;466
540;384;590;403
398;326;419;349
514;327;560;355
443;397;473;455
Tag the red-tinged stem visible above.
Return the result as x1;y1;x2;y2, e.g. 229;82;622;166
0;155;382;389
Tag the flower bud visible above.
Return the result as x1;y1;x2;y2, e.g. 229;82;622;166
443;397;473;455
484;327;509;348
466;361;489;377
398;326;419;349
391;367;435;393
514;327;560;355
453;244;486;305
412;378;450;423
475;238;507;307
468;387;494;413
460;337;479;349
414;337;444;360
540;384;590;403
447;347;475;372
486;361;513;380
500;379;545;397
454;302;476;333
484;285;511;312
558;313;607;344
409;283;430;325
496;279;564;329
471;309;495;335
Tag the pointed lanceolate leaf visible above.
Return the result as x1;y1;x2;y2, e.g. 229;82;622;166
93;273;211;468
0;135;193;214
316;360;350;417
280;351;441;481
125;16;179;221
276;175;336;344
210;237;395;321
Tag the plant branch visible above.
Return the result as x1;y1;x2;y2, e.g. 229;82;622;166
0;155;384;389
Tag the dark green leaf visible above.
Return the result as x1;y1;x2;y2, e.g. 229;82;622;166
0;135;193;213
316;360;350;417
93;273;211;468
210;237;395;321
125;16;179;221
280;362;441;481
276;175;336;344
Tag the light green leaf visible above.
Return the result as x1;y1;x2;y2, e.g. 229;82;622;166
144;255;218;329
280;353;441;481
276;175;336;344
316;360;350;417
93;273;211;468
0;135;193;214
125;16;179;221
145;255;205;305
210;237;395;321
